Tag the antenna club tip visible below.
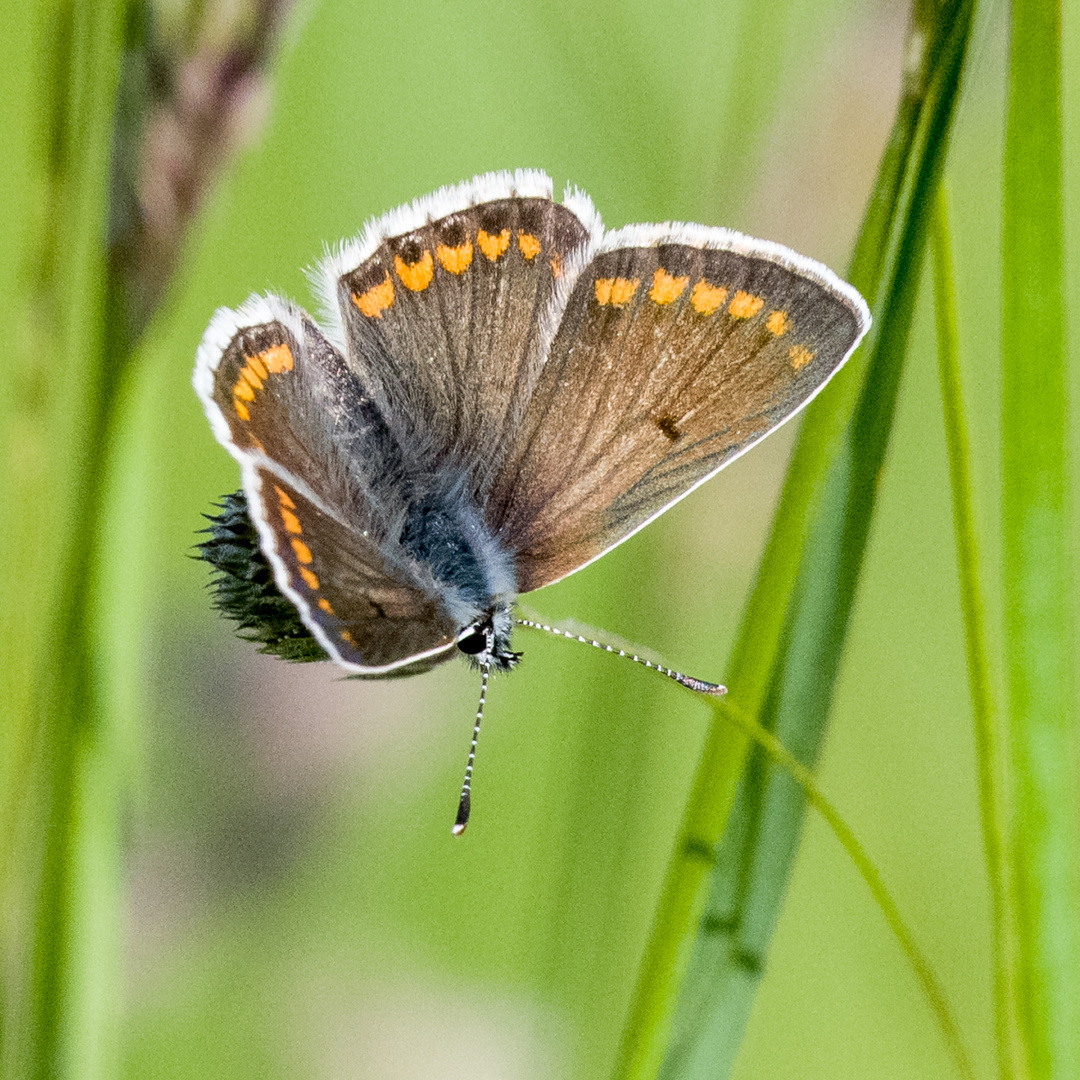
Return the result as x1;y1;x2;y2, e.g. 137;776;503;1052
675;674;728;695
453;791;471;836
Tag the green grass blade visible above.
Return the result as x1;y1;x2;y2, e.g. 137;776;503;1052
3;5;299;1075
613;3;979;1078
720;700;976;1080
1002;2;1079;1076
931;184;1025;1080
0;4;128;1079
615;82;917;1080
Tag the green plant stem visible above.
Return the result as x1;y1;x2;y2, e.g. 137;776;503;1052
930;184;1025;1080
613;3;978;1077
720;700;976;1080
8;4;129;1079
1001;2;1079;1077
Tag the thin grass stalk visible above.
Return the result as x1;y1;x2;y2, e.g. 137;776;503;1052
645;61;932;1080
721;700;975;1080
616;63;921;1080
0;3;70;1058
1001;2;1079;1076
614;2;978;1077
673;11;977;1070
720;0;953;713
930;184;1025;1080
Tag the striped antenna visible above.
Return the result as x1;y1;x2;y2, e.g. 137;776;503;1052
452;658;490;836
516;618;727;696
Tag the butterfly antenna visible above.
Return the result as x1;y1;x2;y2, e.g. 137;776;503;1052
452;658;490;836
516;618;727;696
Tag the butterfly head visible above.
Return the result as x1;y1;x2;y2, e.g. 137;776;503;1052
455;605;520;673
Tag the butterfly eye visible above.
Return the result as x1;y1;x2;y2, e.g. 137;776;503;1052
456;628;488;656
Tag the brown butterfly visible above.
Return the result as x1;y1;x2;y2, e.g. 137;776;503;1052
195;170;868;829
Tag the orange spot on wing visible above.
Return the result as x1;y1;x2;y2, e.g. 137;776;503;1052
239;365;263;390
517;232;541;259
340;630;357;646
649;268;689;305
477;228;510;261
353;273;395;318
233;343;289;420
395;250;434;291
258;343;294;373
766;310;790;336
691;280;728;314
730;290;764;319
437;240;473;274
595;276;640;307
318;597;334;614
789;344;815;370
290;538;313;564
299;566;319;590
246;354;269;380
280;507;302;534
550;254;562;278
274;486;296;509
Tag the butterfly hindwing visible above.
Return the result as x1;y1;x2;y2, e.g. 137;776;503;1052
489;231;869;591
249;467;459;673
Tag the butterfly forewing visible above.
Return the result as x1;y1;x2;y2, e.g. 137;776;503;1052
198;299;462;672
490;236;868;591
205;301;411;518
332;195;592;498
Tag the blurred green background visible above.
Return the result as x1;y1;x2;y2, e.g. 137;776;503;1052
11;0;1079;1076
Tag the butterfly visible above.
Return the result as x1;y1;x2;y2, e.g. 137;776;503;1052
194;170;868;827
